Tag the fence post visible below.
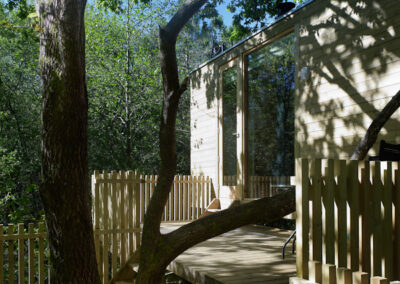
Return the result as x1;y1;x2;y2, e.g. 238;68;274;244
296;158;309;279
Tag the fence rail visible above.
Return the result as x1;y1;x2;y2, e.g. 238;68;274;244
295;159;400;284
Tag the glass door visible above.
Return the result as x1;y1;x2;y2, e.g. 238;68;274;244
244;32;295;198
218;59;242;199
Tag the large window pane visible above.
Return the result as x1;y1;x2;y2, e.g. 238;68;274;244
246;33;294;197
222;67;237;186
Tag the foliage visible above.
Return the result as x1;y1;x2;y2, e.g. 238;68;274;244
0;2;42;224
225;0;304;42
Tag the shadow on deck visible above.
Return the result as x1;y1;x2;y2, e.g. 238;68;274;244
161;223;296;284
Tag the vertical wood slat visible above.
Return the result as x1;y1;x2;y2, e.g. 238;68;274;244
311;159;322;262
361;163;372;274
102;171;109;284
348;160;360;271
322;159;335;265
18;223;24;284
111;171;118;277
372;162;383;276
38;223;44;284
134;171;141;250
8;224;15;284
382;162;393;280
93;170;101;276
0;225;3;284
183;176;188;220
140;174;145;224
178;176;182;220
28;224;34;284
382;162;392;280
335;159;347;268
188;176;193;220
296;158;309;279
201;176;205;214
120;171;127;266
197;176;201;219
174;176;179;221
127;171;134;255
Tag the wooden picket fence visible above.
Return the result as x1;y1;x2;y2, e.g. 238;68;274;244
91;171;213;283
0;223;50;284
294;159;400;284
0;173;212;284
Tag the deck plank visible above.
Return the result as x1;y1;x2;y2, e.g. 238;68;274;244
162;223;296;284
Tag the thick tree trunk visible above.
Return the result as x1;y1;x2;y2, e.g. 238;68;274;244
38;0;100;282
350;89;400;160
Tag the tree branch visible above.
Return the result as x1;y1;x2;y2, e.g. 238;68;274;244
164;0;208;39
350;89;400;160
162;188;295;264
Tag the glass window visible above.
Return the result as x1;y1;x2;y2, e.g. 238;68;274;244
246;33;295;197
222;67;237;186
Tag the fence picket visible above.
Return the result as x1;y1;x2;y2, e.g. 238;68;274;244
296;159;400;284
311;159;322;262
383;163;393;279
28;224;34;283
18;223;24;284
93;170;101;275
102;171;109;284
348;160;360;271
322;159;335;265
127;171;134;255
335;160;347;268
38;223;44;284
8;224;15;284
120;171;127;265
111;171;118;275
296;159;309;279
372;162;383;276
134;171;141;250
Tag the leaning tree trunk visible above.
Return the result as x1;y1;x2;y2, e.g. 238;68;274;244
132;0;297;282
38;0;100;282
350;89;400;160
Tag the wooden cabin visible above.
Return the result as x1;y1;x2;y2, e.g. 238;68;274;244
190;0;400;208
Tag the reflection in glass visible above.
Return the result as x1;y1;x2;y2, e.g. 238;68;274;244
246;33;295;198
222;67;237;186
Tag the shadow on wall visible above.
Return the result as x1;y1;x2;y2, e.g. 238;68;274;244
297;0;400;158
192;0;400;160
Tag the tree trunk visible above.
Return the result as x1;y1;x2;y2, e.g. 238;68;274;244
38;0;100;282
350;89;400;160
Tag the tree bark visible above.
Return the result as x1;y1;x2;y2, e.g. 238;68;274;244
38;0;100;282
350;89;400;160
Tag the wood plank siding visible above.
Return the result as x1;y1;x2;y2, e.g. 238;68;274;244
296;0;400;159
190;0;400;200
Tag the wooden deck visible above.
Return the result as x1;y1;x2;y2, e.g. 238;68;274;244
161;223;296;284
